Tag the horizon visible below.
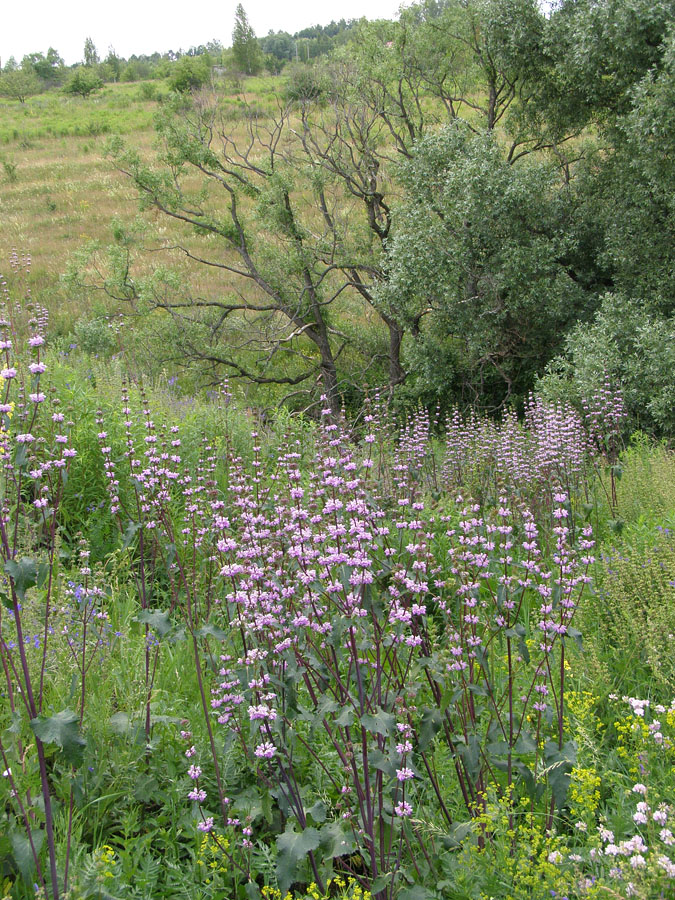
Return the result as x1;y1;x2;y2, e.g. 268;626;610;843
2;0;404;68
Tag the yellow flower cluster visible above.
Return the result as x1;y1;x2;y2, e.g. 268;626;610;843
94;844;118;880
261;876;371;900
196;832;230;885
569;766;602;824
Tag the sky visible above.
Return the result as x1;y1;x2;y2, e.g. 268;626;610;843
1;0;405;67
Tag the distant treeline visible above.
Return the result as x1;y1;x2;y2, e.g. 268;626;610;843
0;16;359;90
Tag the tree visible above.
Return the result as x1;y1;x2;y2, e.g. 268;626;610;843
64;66;103;98
83;37;100;67
540;30;675;438
0;68;41;102
167;54;211;93
260;30;294;62
380;124;589;409
103;47;122;82
90;87;417;412
232;4;263;75
21;48;64;85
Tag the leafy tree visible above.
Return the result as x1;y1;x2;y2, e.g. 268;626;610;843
167;54;211;92
380;124;589;409
232;4;263;75
64;66;103;98
540;30;675;437
21;47;64;84
83;37;100;67
260;30;294;62
103;46;122;82
92;88;413;411
0;68;41;102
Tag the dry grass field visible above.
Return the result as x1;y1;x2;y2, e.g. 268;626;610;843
0;79;288;332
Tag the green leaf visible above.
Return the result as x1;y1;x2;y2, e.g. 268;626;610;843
319;821;356;858
277;825;321;861
543;740;577;809
504;624;526;639
109;712;132;735
368;749;395;777
196;623;228;641
418;708;443;751
245;883;262;900
4;557;38;601
360;708;396;737
6;710;22;734
335;705;355;727
13;443;28;469
30;709;86;766
306;800;327;824
136;608;172;638
10;829;45;884
567;627;583;652
121;520;141;550
518;635;530;664
514;732;537;755
370;873;392;894
399;887;436;900
276;825;321;892
441;820;474;848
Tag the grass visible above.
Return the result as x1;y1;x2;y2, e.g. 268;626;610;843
0;78;287;333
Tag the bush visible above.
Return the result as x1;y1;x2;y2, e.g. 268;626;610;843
64;66;103;98
539;293;675;439
167;55;211;93
283;63;329;103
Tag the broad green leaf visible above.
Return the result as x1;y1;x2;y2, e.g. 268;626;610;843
319;821;356;858
276;825;321;891
370;873;392;894
109;712;132;735
360;708;396;736
335;705;355;727
566;627;583;652
514;732;537;754
30;709;86;766
4;557;38;601
368;749;395;777
306;800;327;824
135;608;172;638
399;887;436;900
196;623;228;641
121;520;141;550
418;708;442;750
10;829;45;885
276;825;321;862
13;443;28;469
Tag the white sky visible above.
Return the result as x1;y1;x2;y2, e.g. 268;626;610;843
2;0;404;67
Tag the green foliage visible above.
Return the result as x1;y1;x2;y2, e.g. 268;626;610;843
30;709;87;766
83;37;100;68
382;124;588;409
282;64;328;103
167;54;212;93
0;68;41;102
20;47;65;85
64;67;104;99
232;4;263;76
540;297;675;439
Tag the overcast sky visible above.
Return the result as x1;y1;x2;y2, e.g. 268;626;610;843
2;0;404;66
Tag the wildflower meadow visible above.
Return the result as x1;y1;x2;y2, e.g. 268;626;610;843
0;255;674;900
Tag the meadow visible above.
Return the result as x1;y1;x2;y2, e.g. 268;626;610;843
0;15;674;896
0;253;673;900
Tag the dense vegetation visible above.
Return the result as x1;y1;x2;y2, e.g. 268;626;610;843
0;1;674;898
